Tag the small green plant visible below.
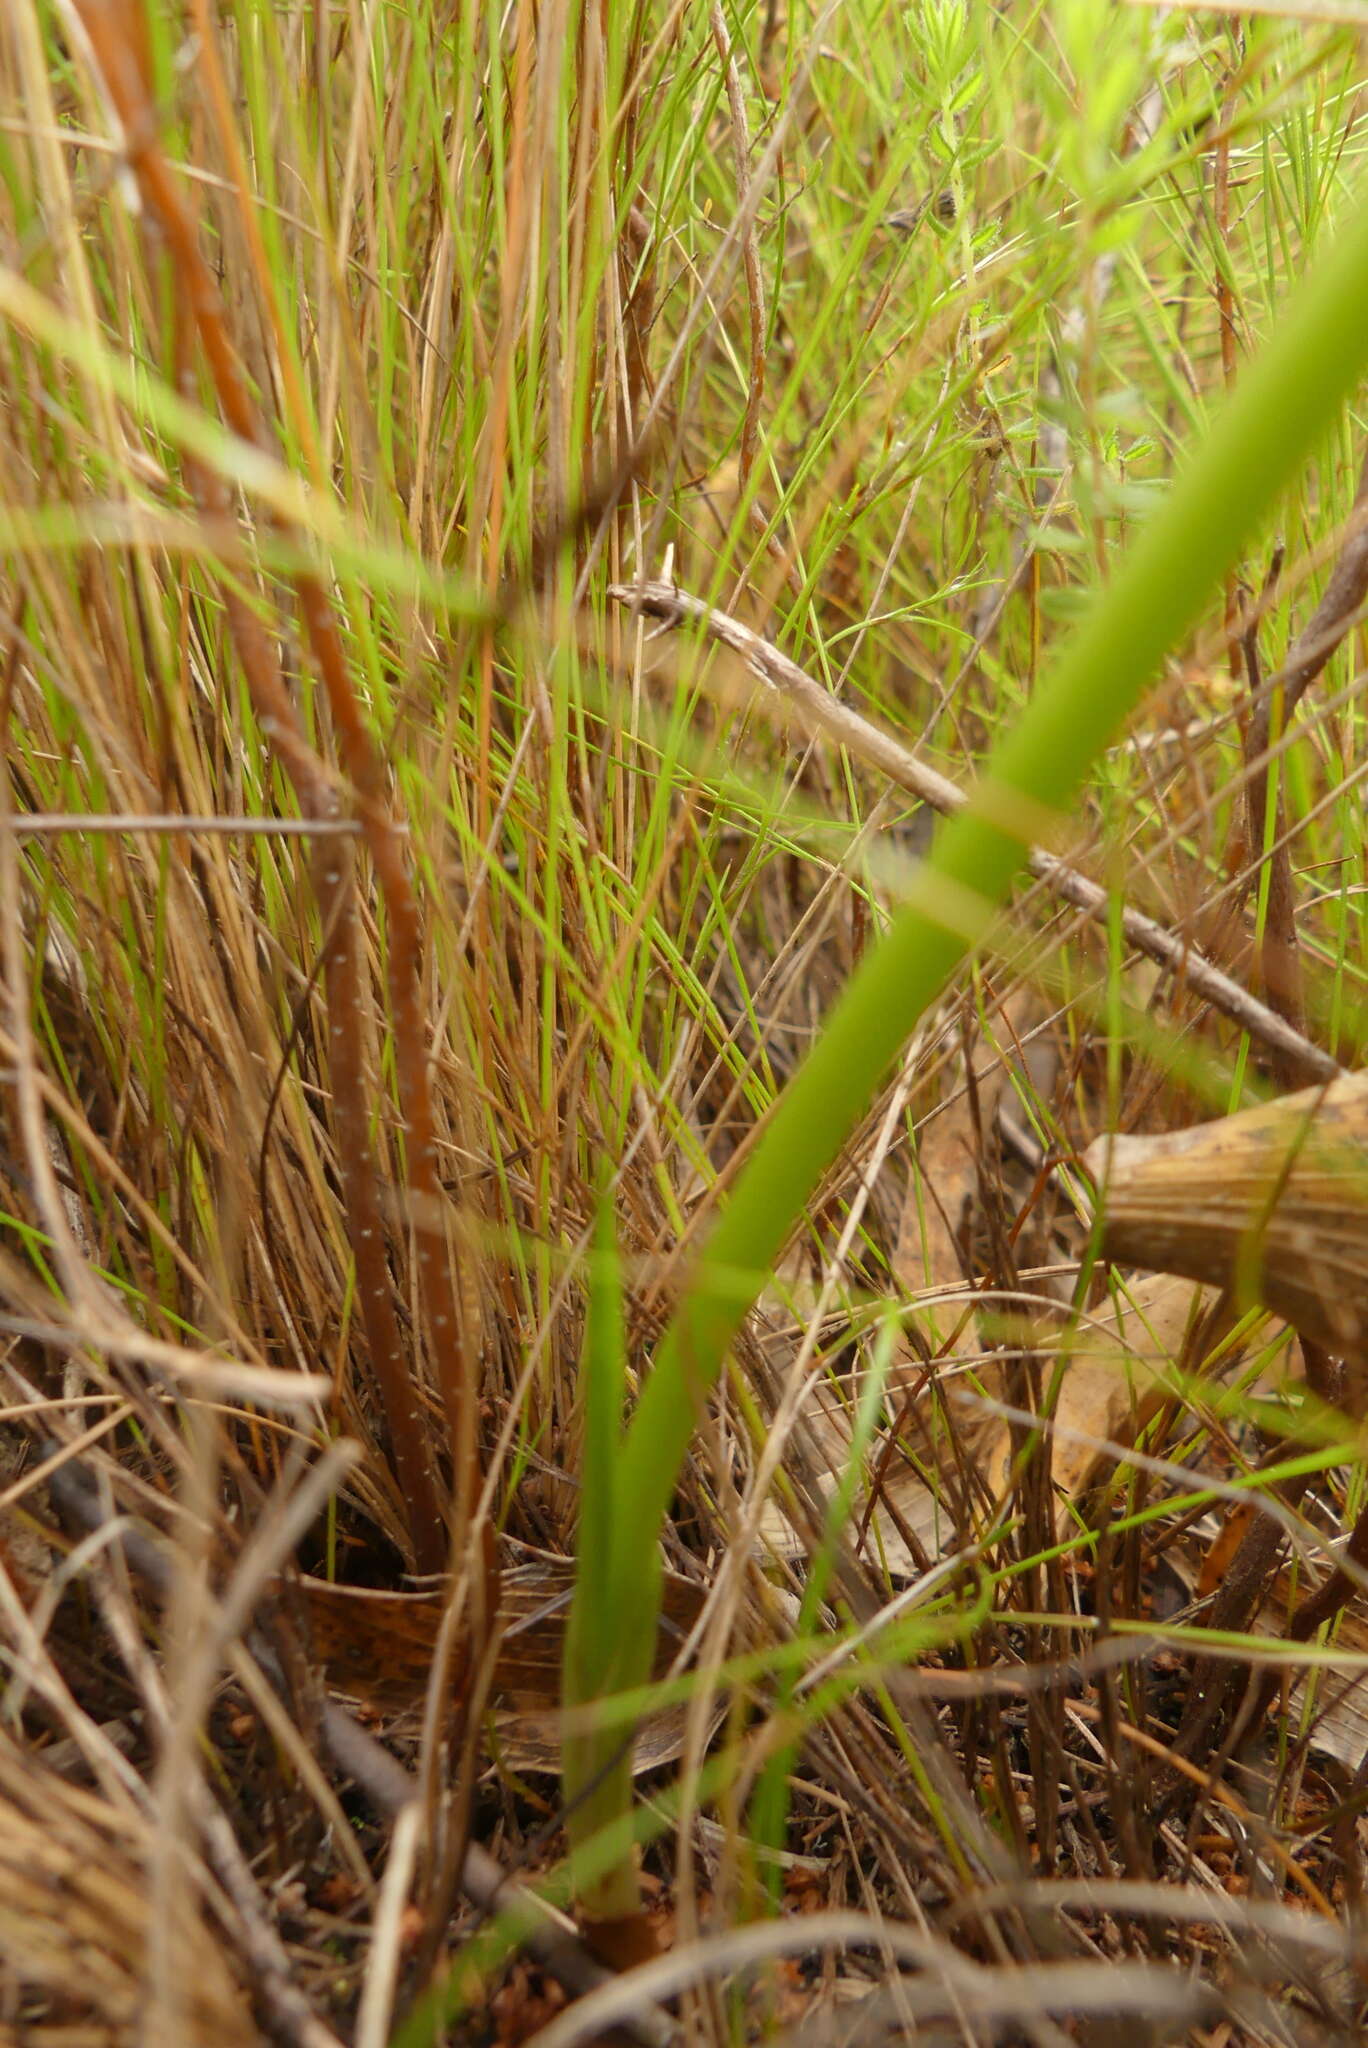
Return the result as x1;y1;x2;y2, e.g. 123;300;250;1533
562;181;1368;1917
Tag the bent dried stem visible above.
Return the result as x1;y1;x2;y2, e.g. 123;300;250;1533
611;578;1341;1086
1238;448;1368;1082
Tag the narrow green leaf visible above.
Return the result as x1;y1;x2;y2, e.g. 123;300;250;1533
617;179;1368;1592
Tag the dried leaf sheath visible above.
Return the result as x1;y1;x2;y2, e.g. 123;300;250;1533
1085;1074;1368;1371
304;1563;705;1710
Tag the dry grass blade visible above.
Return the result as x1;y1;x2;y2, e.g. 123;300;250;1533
40;1448;677;2046
5;4;1368;2043
517;1910;1228;2048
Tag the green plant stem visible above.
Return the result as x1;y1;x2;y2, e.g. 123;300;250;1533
613;183;1368;1633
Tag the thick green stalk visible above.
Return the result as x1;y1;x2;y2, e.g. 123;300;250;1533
615;189;1368;1592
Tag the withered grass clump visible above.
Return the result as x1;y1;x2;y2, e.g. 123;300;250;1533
2;3;1368;2044
0;1725;255;2043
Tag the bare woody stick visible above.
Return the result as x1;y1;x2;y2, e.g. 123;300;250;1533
1238;449;1368;1083
610;578;1341;1087
1246;447;1368;788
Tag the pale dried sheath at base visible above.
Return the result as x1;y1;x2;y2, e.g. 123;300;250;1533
1083;1073;1368;1377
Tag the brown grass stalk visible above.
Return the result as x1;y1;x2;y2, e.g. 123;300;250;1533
68;0;479;1578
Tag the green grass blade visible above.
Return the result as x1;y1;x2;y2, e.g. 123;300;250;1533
616;177;1368;1589
561;1195;643;1919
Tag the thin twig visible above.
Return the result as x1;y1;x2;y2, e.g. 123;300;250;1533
1;813;363;836
1239;545;1310;1087
1258;445;1368;726
1238;449;1368;1078
610;578;1341;1083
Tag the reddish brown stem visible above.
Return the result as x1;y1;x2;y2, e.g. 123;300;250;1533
314;850;448;1572
294;580;480;1547
171;375;446;1571
709;2;766;490
73;0;476;1575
